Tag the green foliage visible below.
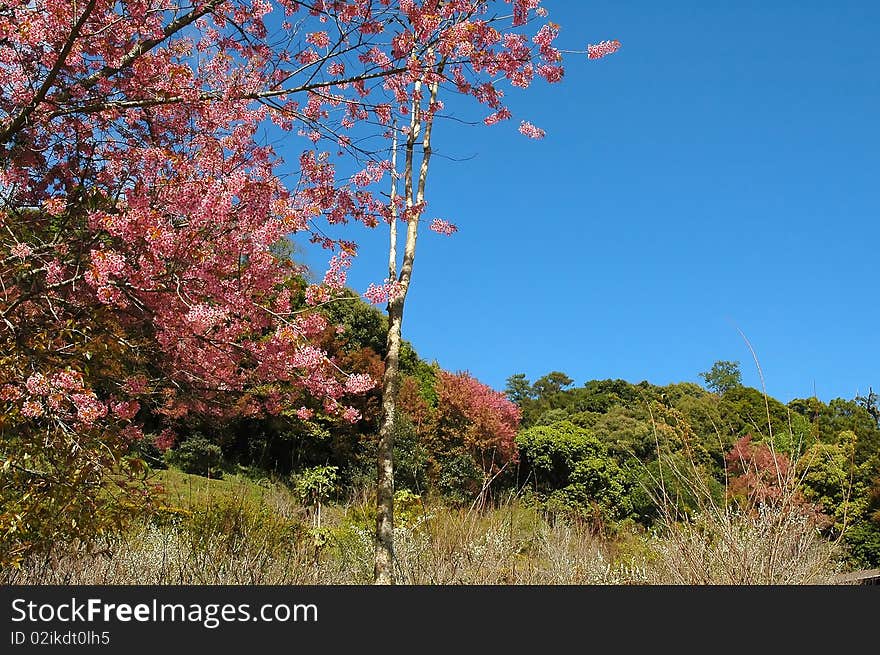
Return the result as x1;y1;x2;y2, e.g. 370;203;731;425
292;466;339;511
401;353;439;407
788;396;880;469
855;388;880;425
532;371;573;398
165;434;224;478
128;433;167;470
392;416;429;493
515;376;649;428
591;406;656;460
323;289;388;354
504;373;535;405
393;489;424;526
535;408;569;426
843;520;880;568
547;454;634;522
154;472;306;568
0;308;158;566
178;496;301;556
716;385;813;453
517;421;636;524
699;360;743;394
436;453;482;504
798;432;860;535
517;422;600;490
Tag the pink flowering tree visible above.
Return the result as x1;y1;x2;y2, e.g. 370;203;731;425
0;0;618;573
434;371;520;501
0;0;415;565
0;0;444;565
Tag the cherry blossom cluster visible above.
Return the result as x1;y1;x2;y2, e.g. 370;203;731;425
364;279;405;305
587;39;622;60
8;370;110;428
518;121;546;139
344;373;377;394
430;219;459;236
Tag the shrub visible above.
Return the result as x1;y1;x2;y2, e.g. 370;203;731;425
166;434;223;478
517;421;636;524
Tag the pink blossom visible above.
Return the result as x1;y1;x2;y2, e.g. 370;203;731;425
296;407;314;420
342;406;361;423
484;108;512;126
306;31;330;48
45;260;64;285
294;313;329;337
72;393;107;425
537;64;563;83
518;120;546;139
533;24;560;62
305;284;331;306
184;304;228;335
154;429;176;451
512;0;540;26
50;370;83;391
112;400;141;421
344;373;376;394
43;197;66;216
587;39;621;60
121;375;149;395
297;49;320;66
120;425;144;443
430;219;458;236
11;242;32;259
289;345;326;369
264;395;282;414
364;279;404;305
0;0;577;462
21;400;44;418
374;104;392;124
25;374;51;396
322;251;351;290
359;46;392;70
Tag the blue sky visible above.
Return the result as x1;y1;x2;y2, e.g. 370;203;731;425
296;1;880;404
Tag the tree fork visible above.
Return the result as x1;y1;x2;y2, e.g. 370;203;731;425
374;62;443;584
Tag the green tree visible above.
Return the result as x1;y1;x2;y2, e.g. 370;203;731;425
516;421;635;523
504;373;535;406
532;372;574;399
699;360;743;395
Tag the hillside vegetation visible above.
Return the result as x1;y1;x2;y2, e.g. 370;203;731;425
4;290;878;582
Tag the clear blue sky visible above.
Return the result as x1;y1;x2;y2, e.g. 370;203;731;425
297;0;880;404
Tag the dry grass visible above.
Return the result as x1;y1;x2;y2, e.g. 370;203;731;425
1;463;844;585
387;504;646;584
1;481;648;585
637;394;844;585
645;505;840;584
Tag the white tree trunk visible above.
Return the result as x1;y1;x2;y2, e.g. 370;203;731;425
374;66;442;584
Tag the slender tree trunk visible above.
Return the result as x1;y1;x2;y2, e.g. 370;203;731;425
374;294;403;584
374;63;443;584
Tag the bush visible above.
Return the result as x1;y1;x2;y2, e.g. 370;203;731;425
166;434;223;478
843;520;880;568
393;416;429;493
517;421;636;524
